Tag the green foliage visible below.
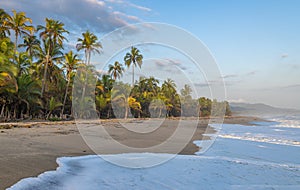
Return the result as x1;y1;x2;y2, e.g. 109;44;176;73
0;9;232;121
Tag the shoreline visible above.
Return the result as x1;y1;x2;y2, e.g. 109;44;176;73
0;116;265;189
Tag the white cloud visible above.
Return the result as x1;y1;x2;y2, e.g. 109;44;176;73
0;0;149;34
228;98;247;103
105;0;151;12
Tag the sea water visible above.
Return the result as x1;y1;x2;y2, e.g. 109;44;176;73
8;115;300;190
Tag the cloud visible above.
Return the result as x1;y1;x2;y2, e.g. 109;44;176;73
281;53;289;59
228;98;247;103
153;58;188;72
96;69;109;75
113;11;141;22
245;70;257;76
282;84;300;89
0;0;149;34
221;74;238;79
194;80;227;88
194;83;209;88
105;0;151;12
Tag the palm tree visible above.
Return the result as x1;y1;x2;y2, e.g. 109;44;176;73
16;74;41;117
37;18;68;47
5;9;34;52
111;82;131;119
124;46;143;86
15;52;31;76
76;30;102;65
35;38;64;98
47;97;62;119
37;18;68;97
76;31;102;101
18;35;40;58
0;9;10;38
0;37;18;94
161;79;180;117
108;61;124;80
180;84;192;99
60;51;80;117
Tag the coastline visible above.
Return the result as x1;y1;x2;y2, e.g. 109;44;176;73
0;116;264;189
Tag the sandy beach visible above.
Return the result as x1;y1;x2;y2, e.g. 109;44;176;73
0;116;263;189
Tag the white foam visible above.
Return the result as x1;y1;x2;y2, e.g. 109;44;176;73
8;153;300;190
218;134;300;147
8;116;300;189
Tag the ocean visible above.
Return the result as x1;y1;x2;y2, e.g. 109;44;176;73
8;114;300;190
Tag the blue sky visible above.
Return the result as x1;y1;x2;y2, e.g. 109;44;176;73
1;0;299;109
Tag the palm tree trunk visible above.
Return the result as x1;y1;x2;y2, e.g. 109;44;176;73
41;48;50;97
159;108;162;118
46;111;51;120
13;104;17;119
14;33;18;53
81;50;91;101
61;76;70;118
41;60;48;97
124;105;128;119
0;104;5;117
132;65;134;87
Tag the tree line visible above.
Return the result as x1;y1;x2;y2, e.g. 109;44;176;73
0;9;231;121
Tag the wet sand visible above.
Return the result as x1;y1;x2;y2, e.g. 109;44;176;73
0;116;264;189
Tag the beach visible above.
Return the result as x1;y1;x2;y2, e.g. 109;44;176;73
0;116;261;189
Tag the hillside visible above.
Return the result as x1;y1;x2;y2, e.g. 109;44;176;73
230;102;299;117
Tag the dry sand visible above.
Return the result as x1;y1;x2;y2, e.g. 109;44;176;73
0;116;264;189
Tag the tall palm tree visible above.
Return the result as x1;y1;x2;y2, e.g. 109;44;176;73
60;51;80;117
37;18;68;97
0;9;10;38
36;38;63;96
124;46;143;86
5;9;34;52
76;31;102;101
76;30;102;65
108;61;124;80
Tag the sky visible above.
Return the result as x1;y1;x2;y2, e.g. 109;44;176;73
1;0;300;109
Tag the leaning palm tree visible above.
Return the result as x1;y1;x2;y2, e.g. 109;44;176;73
108;61;124;80
60;51;81;117
76;30;102;65
5;9;34;52
35;38;63;96
37;18;68;97
124;46;143;86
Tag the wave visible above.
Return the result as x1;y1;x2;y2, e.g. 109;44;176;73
273;120;300;129
218;134;300;147
8;153;300;190
196;155;300;169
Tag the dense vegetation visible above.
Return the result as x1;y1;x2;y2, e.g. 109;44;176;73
0;9;231;121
